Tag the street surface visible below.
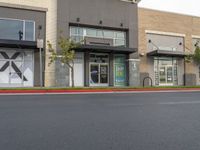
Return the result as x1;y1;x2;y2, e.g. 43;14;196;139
1;92;200;150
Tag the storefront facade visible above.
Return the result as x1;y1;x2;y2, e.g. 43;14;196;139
46;0;140;87
0;5;46;87
139;8;200;86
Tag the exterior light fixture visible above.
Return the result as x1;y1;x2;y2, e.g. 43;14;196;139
99;20;103;25
120;23;123;27
76;17;80;22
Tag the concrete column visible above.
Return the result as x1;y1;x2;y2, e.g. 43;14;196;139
128;59;140;87
84;51;90;87
109;53;114;86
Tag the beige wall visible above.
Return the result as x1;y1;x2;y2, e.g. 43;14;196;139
139;8;200;85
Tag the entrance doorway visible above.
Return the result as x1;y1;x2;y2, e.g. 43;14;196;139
154;57;178;86
89;53;109;86
159;65;173;86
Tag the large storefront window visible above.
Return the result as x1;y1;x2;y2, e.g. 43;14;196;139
70;26;126;47
0;50;34;87
154;57;178;86
0;18;35;41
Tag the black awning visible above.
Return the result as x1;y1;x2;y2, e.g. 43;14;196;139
147;50;185;58
76;45;137;53
0;39;37;49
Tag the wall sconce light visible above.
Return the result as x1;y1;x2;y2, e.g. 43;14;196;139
38;25;42;30
139;52;145;57
179;42;183;46
99;20;103;25
120;23;123;27
148;39;152;43
76;17;80;22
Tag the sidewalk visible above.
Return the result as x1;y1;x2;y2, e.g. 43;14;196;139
0;87;200;94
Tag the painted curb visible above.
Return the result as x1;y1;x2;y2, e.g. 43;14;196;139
0;88;200;94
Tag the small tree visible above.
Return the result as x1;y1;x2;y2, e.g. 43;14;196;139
193;43;200;65
47;35;80;87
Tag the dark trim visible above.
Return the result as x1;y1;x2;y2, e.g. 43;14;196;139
69;22;128;32
147;50;185;58
0;39;37;49
76;45;136;54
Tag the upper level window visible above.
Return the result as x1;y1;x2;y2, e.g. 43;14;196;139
0;18;35;41
70;26;126;47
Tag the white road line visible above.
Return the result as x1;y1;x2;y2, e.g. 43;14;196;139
159;101;200;105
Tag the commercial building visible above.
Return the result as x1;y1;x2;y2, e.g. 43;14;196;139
139;8;200;86
0;0;140;87
0;2;46;87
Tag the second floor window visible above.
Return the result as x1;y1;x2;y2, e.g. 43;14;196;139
70;26;126;47
0;18;35;41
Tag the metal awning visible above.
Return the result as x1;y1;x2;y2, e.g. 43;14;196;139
0;39;37;49
77;45;137;53
147;50;185;58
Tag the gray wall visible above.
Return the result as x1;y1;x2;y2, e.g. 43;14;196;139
0;6;46;86
55;0;138;86
57;0;138;49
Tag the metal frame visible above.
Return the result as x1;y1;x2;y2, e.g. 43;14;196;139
154;57;178;86
0;17;35;41
89;53;109;87
113;54;127;87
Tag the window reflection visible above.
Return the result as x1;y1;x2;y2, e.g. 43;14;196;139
0;18;35;41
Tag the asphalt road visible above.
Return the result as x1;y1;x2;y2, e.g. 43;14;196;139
1;92;200;150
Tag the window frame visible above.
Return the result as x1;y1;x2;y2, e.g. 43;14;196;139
0;17;35;41
69;26;126;47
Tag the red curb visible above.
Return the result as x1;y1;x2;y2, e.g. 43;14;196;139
0;88;200;94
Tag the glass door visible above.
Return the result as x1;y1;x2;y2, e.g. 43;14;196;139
159;65;173;86
100;64;108;84
90;64;99;85
90;63;109;86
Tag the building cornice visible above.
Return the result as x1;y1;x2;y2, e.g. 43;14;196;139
192;35;200;39
0;2;48;12
145;30;186;37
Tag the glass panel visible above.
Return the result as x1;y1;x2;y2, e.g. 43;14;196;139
90;64;99;84
166;66;173;83
115;32;125;38
86;28;96;37
114;39;125;46
10;61;23;84
89;54;109;63
0;60;9;84
25;21;34;41
154;59;159;86
97;30;103;38
0;19;23;40
104;31;114;38
100;65;108;84
159;66;166;84
70;27;83;35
